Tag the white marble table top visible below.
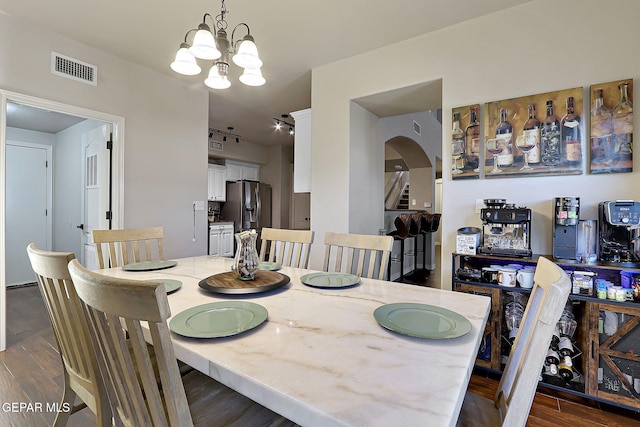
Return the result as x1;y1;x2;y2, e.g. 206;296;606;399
99;256;490;427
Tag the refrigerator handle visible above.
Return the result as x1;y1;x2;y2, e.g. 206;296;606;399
256;186;261;227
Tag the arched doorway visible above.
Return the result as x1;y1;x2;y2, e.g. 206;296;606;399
384;135;438;283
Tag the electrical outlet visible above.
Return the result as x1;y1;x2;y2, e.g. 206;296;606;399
475;199;484;213
193;200;205;211
411;199;416;206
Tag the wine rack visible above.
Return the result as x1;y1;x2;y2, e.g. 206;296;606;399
453;253;640;412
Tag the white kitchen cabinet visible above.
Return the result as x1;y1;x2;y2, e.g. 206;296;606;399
208;164;226;201
225;160;259;182
209;223;234;257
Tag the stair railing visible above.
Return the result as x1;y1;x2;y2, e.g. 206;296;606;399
384;171;409;210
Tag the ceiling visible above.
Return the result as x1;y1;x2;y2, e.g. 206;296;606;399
0;0;531;144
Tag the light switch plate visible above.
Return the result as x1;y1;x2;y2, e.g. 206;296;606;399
475;199;484;213
193;200;205;211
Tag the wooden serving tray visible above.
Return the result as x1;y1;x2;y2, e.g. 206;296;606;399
198;270;290;294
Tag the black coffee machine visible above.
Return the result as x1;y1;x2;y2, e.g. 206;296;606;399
479;199;532;257
598;200;640;267
553;197;580;261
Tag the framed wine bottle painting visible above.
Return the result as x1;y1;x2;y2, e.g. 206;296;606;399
590;79;633;174
451;104;480;180
483;87;584;178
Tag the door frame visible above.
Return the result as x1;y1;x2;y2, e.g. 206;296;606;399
0;89;125;351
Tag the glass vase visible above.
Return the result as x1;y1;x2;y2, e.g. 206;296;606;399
232;230;259;280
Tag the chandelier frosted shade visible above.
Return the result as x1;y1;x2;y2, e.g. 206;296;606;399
189;24;221;60
239;67;265;87
170;43;202;75
204;63;231;89
232;35;262;69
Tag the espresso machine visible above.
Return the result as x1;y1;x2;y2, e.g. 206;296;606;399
598;200;640;267
553;197;580;261
479;199;533;257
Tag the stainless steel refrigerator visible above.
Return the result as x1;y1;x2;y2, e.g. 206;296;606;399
221;180;272;232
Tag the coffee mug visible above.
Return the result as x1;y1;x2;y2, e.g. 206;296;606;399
497;267;517;287
516;268;535;288
481;267;498;284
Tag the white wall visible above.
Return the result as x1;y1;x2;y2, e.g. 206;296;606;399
349;102;383;234
309;0;640;287
0;13;210;259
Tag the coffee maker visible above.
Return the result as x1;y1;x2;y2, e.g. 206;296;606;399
598;200;640;267
479;199;532;257
553;197;580;261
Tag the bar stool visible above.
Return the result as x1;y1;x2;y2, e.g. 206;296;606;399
413;212;429;276
387;216;408;281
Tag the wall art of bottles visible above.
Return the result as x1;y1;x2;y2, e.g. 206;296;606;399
483;87;584;179
590;79;633;174
451;104;481;180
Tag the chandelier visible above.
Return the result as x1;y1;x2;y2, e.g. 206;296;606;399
170;0;265;89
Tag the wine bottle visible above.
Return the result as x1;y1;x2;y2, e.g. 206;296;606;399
452;112;465;173
561;96;581;165
613;82;633;160
558;355;574;382
495;108;513;167
591;88;613;164
522;104;541;164
545;348;560;375
558;336;574;357
550;325;560;350
465;106;480;171
541;100;561;166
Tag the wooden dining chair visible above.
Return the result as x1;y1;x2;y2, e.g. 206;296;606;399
67;259;295;427
26;244;112;427
259;227;314;268
323;232;394;280
92;226;164;269
457;257;571;427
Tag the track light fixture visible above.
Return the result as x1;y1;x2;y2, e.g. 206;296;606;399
171;0;265;89
209;126;242;143
273;114;295;135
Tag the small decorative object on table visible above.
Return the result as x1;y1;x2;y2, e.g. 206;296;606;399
232;229;259;280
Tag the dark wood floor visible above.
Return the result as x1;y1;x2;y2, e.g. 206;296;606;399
2;278;639;426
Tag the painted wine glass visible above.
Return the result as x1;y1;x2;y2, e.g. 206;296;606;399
515;135;536;170
485;138;507;174
451;138;464;174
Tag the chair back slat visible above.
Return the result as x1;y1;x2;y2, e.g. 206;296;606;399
496;257;571;426
259;228;314;269
93;227;165;269
323;232;393;280
69;259;193;427
26;244;111;425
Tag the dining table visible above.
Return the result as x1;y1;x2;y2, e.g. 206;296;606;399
98;255;491;427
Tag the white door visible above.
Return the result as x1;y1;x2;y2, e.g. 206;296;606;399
6;142;51;286
81;124;111;269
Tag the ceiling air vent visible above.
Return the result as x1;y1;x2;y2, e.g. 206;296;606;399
413;120;421;136
51;52;97;85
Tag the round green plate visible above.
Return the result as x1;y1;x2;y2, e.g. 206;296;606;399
155;279;182;294
122;260;177;271
169;301;268;338
259;261;281;271
300;272;360;288
373;303;471;339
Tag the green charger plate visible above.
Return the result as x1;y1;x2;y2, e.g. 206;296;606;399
122;260;177;271
259;261;281;271
155;279;182;294
373;303;471;339
300;272;360;288
169;301;268;339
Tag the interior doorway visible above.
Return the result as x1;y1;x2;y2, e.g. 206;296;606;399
0;90;125;351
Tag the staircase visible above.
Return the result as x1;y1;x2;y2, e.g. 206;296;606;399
396;185;410;209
